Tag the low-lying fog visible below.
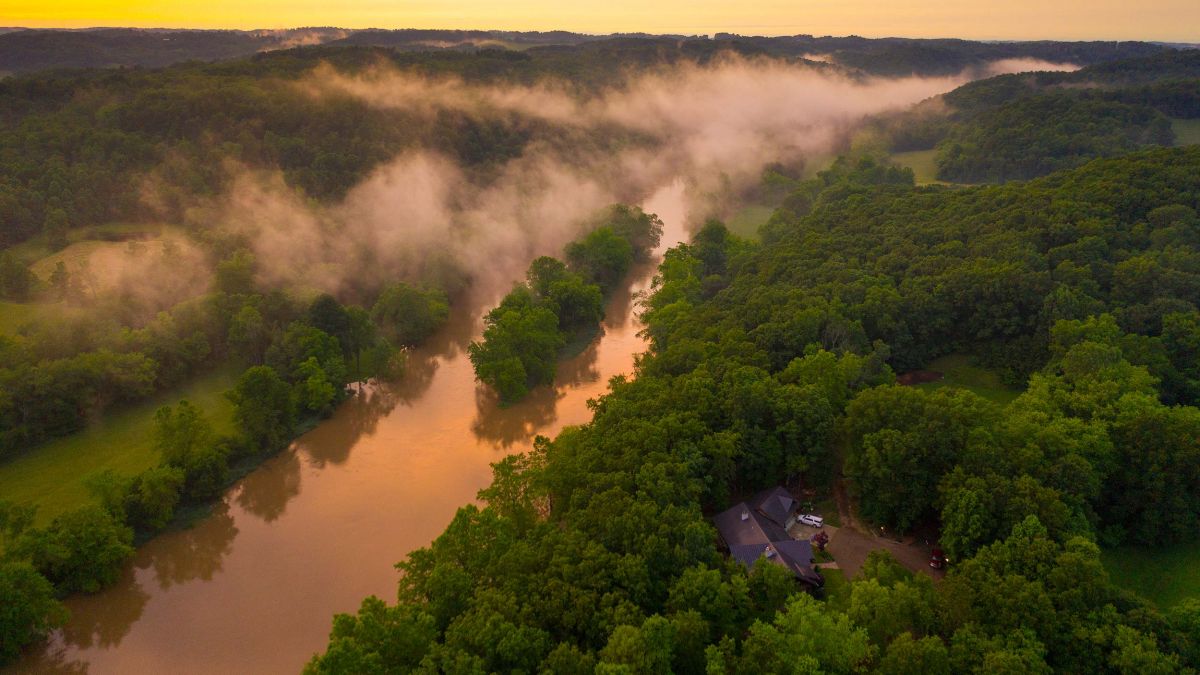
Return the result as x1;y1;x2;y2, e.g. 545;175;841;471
145;54;1077;302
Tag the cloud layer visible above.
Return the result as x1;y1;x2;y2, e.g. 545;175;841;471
190;54;1076;300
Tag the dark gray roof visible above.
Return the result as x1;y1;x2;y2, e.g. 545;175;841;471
725;540;823;587
713;488;822;588
713;502;790;547
774;539;824;586
749;486;797;527
729;543;773;569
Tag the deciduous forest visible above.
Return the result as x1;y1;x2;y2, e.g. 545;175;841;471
1;25;1199;674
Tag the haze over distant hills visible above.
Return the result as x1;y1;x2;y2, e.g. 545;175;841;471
0;26;1183;76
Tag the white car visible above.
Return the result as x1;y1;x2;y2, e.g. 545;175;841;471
797;514;824;528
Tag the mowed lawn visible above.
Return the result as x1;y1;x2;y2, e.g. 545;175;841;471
915;354;1022;406
1173;118;1200;147
890;149;942;185
0;300;43;336
726;204;775;240
1103;542;1200;608
0;367;239;525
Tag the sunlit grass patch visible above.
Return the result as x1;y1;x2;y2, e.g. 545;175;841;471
915;353;1022;406
890;149;941;185
0;368;239;525
726;204;774;240
1102;541;1200;608
1173;118;1200;147
0;300;44;336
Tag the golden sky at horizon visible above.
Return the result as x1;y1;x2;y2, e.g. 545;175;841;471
4;1;1199;42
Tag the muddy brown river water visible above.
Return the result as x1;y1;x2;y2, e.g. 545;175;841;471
14;182;689;674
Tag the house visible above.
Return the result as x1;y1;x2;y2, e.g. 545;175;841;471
712;486;823;587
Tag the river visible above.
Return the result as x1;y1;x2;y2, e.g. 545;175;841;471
15;180;690;674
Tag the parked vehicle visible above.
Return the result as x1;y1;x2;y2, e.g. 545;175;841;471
798;514;824;528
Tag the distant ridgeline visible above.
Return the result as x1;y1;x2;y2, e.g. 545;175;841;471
308;147;1200;673
468;204;662;404
0;31;1175;252
0;28;1166;76
879;48;1200;182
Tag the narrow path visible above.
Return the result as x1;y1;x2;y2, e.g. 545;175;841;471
832;476;863;533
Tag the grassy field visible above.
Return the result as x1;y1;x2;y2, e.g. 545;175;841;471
726;204;774;240
28;223;182;282
0;300;44;335
29;239;132;281
0;367;239;525
915;354;1022;406
1173;118;1200;147
1102;542;1200;608
7;222;175;266
890;149;942;185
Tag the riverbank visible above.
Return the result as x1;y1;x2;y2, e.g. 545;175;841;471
10;181;690;674
0;368;239;526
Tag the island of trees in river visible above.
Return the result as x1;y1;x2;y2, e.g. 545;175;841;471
1;28;1200;673
470;205;662;404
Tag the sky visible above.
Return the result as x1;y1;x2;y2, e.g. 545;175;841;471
4;1;1199;42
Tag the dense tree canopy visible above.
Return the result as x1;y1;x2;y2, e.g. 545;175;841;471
309;146;1200;673
0;561;65;666
470;205;661;404
2;39;1199;668
875;49;1200;182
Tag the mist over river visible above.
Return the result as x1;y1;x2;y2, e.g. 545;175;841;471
15;183;687;674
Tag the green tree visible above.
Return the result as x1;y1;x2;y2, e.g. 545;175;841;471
370;283;450;347
843;386;997;531
214;249;257;295
566;226;634;292
344;306;376;378
1108;626;1180;674
123;465;187;532
0;501;37;548
12;505;134;594
734;594;875;673
0;252;35;301
265;322;348;389
42;208;68;251
597;616;675;674
227;365;295;451
545;275;604;332
296;356;337;416
308;294;352;354
468;305;564;405
48;261;69;300
526;256;570;298
601;204;663;260
0;562;67;665
878;633;951;675
154;399;214;468
304;596;437;674
228;305;269;364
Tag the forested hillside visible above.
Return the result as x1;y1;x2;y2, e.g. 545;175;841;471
0;46;606;249
308;148;1200;673
2;32;1198;670
880;49;1200;182
0;28;1165;77
0;38;1183;254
